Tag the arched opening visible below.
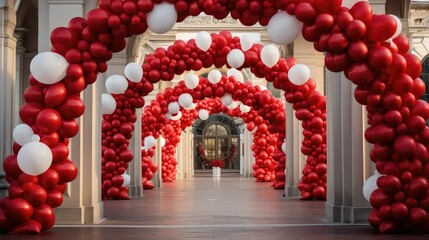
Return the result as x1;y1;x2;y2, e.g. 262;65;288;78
193;114;240;172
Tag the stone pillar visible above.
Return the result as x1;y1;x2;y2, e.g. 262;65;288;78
324;71;372;223
0;0;17;198
128;108;143;197
242;128;254;178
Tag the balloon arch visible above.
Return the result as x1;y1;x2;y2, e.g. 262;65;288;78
1;0;429;235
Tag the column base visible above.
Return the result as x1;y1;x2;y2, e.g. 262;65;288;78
0;172;8;198
325;202;371;223
54;202;104;224
285;186;299;198
129;185;143;197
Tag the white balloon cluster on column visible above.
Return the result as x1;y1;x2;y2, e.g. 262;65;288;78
178;93;194;108
185;73;199;89
227;101;238;110
146;2;177;34
267;11;303;45
199;109;209;120
30;52;69;85
227;49;245;68
121;173;131;187
221;93;233;106
196;31;212;51
106;75;128;94
168;101;180;115
363;172;383;202
101;94;116;114
239;103;251;113
171;111;182;121
261;45;280;68
17;135;52;176
13;124;34;146
227;68;244;83
288;64;311;86
240;34;254;51
144;135;156;151
208;70;222;84
124;62;143;83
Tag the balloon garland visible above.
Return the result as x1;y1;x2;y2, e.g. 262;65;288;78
0;0;426;235
197;143;237;169
139;76;286;184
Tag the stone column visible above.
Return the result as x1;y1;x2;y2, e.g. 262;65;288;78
0;0;17;198
128;108;143;197
242;128;254;178
324;71;372;223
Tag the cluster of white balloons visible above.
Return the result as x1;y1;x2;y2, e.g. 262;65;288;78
267;11;303;45
146;2;177;34
13;124;52;176
30;52;69;85
288;64;311;86
121;173;131;187
362;171;384;202
102;62;143;115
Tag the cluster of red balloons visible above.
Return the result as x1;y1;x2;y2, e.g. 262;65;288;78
291;0;429;233
101;94;137;200
141;146;157;189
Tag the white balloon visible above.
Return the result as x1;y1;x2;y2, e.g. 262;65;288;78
227;68;244;83
261;45;280;68
178;93;193;108
13;124;34;146
17;141;52;176
101;94;116;114
168;101;180;114
199;109;209;120
185;73;199;89
30;52;69;85
171;111;182;121
124;62;143;83
31;135;40;142
121;173;131;187
227;49;245;68
341;0;368;8
196;31;212;51
144;135;156;150
239;103;251;113
227;101;238;109
221;93;233;106
106;75;129;94
165;112;172;121
159;136;166;147
363;174;381;202
390;14;402;39
288;64;310;86
146;2;177;34
281;142;287;153
208;70;222;84
184;103;197;110
267;11;303;45
240;34;254;51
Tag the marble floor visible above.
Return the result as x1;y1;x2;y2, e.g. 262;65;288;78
3;173;429;239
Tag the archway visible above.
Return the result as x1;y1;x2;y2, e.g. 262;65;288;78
1;0;427;235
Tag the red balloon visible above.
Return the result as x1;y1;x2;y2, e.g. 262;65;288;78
46;190;63;208
56;95;85;119
366;15;397;42
36;108;62;133
19;102;44;125
409;207;428;226
32;204;55;230
368;46;393;70
45;83;67;107
23;183;47;207
52;160;78;184
86;9;110;33
50;27;78;53
347;62;374;86
350;2;373;23
24;85;44;104
314;0;342;14
39;169;60;189
5;198;33;222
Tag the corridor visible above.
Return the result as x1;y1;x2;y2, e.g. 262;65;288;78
3;174;428;239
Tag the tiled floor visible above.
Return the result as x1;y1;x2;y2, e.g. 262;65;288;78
3;173;429;239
